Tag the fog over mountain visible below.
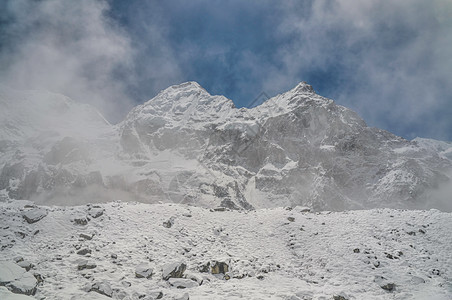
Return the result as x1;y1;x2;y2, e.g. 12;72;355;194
1;1;452;299
1;82;451;211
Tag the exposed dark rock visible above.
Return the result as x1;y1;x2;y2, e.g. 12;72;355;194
162;262;186;280
0;261;37;296
381;283;396;292
198;262;210;273
17;260;33;271
72;215;89;225
135;264;153;279
333;296;348;300
76;248;92;256
163;217;175;228
79;233;94;240
168;278;199;289
77;259;96;270
211;261;229;274
88;206;104;218
88;281;113;298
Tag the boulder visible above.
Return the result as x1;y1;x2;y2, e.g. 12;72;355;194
162;262;186;280
79;233;94;240
211;261;229;274
0;286;36;299
22;208;47;224
88;281;113;298
88;206;104;218
76;259;96;271
0;261;37;296
16;261;33;272
168;278;198;289
135;264;153;279
381;283;396;292
76;248;92;256
72;215;89;225
163;217;175;228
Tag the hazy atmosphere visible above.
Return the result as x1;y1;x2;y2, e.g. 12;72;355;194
1;2;452;299
1;0;451;140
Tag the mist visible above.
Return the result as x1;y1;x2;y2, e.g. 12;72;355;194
0;0;136;123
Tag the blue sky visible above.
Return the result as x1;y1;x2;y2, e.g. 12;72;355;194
1;0;451;140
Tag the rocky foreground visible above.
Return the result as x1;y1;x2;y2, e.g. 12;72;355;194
1;200;451;299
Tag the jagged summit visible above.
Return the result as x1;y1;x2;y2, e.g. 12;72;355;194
157;81;207;97
292;81;315;94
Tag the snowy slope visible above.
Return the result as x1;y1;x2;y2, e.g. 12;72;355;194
413;137;452;161
1;201;451;299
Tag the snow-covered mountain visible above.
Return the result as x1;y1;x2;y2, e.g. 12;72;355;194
1;82;452;300
1;82;451;211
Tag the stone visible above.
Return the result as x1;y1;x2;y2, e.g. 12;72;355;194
198;262;210;273
135;264;153;279
77;259;96;271
211;261;229;274
0;261;38;296
17;260;33;271
0;286;36;299
163;217;175;228
88;207;104;218
88;281;113;298
22;208;47;224
72;215;89;225
168;278;198;289
333;296;348;300
184;271;203;285
80;233;94;240
287;217;295;222
14;257;24;263
381;283;396;292
76;248;92;256
297;206;311;213
162;262;186;280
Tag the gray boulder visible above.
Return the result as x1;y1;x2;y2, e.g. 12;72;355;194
0;261;37;296
135;264;153;279
22;208;47;224
162;262;186;280
168;278;198;289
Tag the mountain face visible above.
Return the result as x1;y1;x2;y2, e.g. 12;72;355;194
0;82;451;210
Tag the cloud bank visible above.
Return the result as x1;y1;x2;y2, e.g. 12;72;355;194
1;0;451;140
0;0;136;122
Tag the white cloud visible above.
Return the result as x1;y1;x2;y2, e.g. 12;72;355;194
0;0;135;122
262;0;452;139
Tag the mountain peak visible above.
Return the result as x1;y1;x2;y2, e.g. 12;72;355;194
167;81;205;93
292;81;315;94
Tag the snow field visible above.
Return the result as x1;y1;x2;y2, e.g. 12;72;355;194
1;201;451;299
